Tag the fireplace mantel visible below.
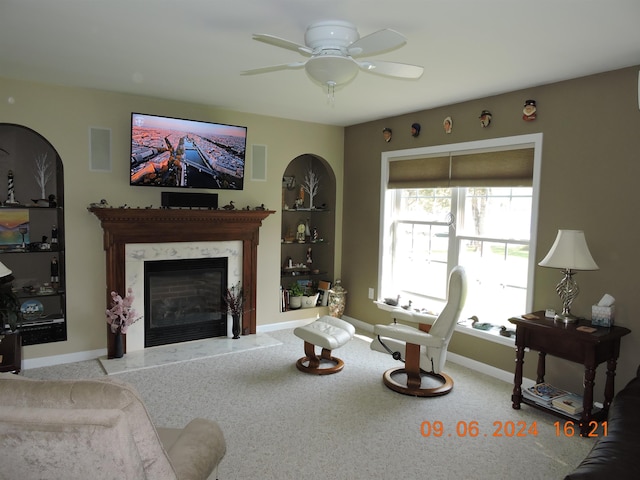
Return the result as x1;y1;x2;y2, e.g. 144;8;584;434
89;207;275;357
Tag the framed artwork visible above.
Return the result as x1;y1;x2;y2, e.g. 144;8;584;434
0;209;29;248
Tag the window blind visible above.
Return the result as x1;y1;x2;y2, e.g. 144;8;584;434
387;148;534;189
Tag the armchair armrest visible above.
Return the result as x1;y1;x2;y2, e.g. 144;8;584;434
374;323;444;347
374;302;438;325
158;418;226;480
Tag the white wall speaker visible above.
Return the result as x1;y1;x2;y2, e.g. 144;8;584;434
251;144;267;181
89;127;112;172
637;70;640;110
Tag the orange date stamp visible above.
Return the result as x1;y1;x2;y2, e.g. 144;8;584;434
420;420;609;438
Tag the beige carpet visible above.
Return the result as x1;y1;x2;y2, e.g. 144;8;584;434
23;329;595;479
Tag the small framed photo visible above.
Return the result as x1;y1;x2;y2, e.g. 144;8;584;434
0;209;29;249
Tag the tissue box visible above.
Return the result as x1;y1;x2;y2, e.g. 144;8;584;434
592;305;615;327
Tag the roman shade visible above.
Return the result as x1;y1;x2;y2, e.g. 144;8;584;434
387;147;534;188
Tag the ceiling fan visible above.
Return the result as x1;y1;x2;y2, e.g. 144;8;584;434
242;20;424;94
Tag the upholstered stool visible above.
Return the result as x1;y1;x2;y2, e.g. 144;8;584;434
293;316;355;375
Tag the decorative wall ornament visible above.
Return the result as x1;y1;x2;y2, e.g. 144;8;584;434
443;116;453;134
411;123;421;137
382;127;392;142
522;99;537;121
479;110;492;128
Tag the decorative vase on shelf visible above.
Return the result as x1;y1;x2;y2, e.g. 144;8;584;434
328;280;347;318
113;330;124;358
232;314;241;339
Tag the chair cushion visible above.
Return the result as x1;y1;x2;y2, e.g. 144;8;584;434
0;374;177;479
0;405;146;480
294;316;355;350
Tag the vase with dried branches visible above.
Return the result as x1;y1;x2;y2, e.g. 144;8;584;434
224;282;244;339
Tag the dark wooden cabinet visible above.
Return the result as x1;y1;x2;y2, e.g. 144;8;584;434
0;331;21;373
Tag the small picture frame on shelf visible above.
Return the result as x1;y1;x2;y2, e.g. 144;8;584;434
0;209;29;250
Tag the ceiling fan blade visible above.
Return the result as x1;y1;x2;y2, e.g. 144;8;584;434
358;60;424;79
241;62;307;76
348;29;406;57
252;34;313;55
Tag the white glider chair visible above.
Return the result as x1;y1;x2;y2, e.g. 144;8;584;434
371;266;467;396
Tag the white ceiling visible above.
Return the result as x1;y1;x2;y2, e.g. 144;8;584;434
2;0;640;127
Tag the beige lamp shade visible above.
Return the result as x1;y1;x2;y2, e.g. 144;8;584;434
0;261;12;278
538;230;599;271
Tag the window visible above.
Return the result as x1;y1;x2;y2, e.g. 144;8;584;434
379;135;542;331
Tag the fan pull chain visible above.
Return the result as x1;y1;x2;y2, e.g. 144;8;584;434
326;81;336;105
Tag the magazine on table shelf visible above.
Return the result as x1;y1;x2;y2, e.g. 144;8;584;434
523;383;569;405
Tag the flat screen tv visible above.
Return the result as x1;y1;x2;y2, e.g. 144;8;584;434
130;112;247;190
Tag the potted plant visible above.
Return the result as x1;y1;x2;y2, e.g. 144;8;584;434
301;284;320;309
289;283;304;309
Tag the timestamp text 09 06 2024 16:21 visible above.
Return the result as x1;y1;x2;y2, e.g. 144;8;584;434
420;420;608;438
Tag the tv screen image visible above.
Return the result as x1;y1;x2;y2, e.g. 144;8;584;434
130;113;247;190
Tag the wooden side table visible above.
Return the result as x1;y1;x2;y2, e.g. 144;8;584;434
0;331;21;374
509;311;630;436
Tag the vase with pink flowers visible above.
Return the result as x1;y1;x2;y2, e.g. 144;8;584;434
105;288;141;358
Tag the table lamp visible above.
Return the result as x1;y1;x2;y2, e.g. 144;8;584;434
538;229;599;323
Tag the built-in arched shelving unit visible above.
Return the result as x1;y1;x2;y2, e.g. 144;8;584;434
280;154;336;312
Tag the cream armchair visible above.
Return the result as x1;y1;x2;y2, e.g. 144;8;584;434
0;374;226;480
371;266;467;396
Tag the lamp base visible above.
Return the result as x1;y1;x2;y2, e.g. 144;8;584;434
554;312;578;324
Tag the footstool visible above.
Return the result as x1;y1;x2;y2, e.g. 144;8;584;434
293;316;355;375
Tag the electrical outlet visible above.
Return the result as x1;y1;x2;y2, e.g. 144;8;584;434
368;287;374;300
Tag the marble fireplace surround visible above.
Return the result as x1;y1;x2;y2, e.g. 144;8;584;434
89;207;274;358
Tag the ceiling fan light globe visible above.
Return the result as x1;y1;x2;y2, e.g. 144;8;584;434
304;20;359;49
305;55;359;86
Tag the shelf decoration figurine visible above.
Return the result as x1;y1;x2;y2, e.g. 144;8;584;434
224;281;244;339
105;288;141;358
33;152;53;201
302;165;320;209
6;170;18;205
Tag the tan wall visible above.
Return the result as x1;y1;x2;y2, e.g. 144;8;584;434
0;76;344;361
343;66;640;395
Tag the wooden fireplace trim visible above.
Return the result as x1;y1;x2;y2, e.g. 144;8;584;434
89;207;275;358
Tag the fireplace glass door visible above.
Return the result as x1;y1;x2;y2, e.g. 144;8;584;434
144;257;227;347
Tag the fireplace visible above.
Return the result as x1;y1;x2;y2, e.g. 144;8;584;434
89;207;274;358
144;257;227;347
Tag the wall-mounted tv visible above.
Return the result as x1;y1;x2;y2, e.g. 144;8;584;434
130;112;247;190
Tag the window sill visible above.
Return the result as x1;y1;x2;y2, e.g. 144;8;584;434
454;322;516;347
